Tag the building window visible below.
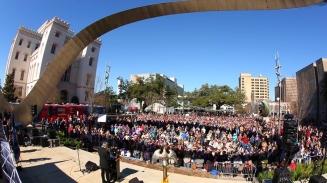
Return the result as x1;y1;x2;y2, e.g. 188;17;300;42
17;87;22;97
18;39;23;46
61;65;71;82
27;41;31;48
55;31;61;37
15;51;20;59
91;47;96;52
20;70;25;80
12;68;16;77
86;74;91;86
89;57;94;66
50;44;57;54
23;53;28;61
85;91;89;102
35;43;39;50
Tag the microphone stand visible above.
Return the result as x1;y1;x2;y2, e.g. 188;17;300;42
74;145;85;174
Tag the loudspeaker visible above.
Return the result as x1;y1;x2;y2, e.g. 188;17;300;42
41;137;48;147
273;168;291;183
32;138;40;146
309;175;327;183
32;129;39;136
129;177;140;183
85;161;98;172
18;133;24;145
49;130;56;139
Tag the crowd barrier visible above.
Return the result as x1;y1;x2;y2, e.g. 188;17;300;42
214;162;256;179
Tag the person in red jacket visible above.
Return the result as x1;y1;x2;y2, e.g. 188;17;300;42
242;135;249;144
289;160;296;170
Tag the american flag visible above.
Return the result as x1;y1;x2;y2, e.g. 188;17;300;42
11;111;20;163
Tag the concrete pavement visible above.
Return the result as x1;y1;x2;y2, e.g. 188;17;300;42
17;146;249;183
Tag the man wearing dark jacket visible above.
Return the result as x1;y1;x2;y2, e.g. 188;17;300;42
98;142;110;183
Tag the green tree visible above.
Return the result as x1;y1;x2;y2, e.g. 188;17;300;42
2;73;17;102
187;84;246;109
320;72;327;103
117;77;131;101
129;76;147;110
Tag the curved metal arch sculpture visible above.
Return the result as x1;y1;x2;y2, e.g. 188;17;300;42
2;0;323;126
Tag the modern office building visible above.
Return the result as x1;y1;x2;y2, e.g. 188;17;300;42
130;73;184;94
296;58;327;121
4;16;102;103
274;77;298;102
239;73;270;103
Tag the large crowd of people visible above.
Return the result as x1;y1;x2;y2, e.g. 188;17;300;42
1;109;326;177
40;112;326;175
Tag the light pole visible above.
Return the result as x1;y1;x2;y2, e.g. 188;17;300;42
104;61;111;114
275;52;282;136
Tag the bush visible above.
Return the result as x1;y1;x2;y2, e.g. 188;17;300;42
257;160;327;182
56;131;82;148
257;170;274;182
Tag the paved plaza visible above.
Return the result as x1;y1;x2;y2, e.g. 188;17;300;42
17;146;250;183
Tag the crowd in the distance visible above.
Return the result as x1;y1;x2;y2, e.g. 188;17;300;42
39;111;326;176
1;109;326;176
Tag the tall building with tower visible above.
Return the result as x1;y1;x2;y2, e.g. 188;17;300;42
239;73;270;103
4;16;102;103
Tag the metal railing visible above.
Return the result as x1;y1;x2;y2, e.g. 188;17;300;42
214;162;256;179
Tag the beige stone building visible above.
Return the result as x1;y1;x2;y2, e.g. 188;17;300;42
296;58;327;121
274;77;297;102
239;73;269;103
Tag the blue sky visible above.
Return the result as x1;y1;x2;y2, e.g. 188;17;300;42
0;0;326;101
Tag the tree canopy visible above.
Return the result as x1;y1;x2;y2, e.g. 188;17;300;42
117;75;245;111
2;73;18;102
118;74;179;110
185;84;246;108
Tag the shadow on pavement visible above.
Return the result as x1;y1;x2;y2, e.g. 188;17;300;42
18;160;77;183
121;167;138;177
21;149;39;153
20;158;51;163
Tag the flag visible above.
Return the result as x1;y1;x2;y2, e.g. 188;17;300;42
11;111;20;163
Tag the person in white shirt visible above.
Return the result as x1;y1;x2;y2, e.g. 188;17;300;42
120;149;125;157
125;150;131;157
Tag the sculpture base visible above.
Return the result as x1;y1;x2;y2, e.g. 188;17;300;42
161;177;169;183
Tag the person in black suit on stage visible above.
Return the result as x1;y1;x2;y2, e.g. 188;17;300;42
98;142;111;183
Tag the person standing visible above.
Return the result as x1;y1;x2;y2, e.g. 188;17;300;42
98;142;111;183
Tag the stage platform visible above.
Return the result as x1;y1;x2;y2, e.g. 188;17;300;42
18;146;249;183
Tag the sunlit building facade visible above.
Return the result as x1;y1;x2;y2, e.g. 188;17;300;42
4;16;102;103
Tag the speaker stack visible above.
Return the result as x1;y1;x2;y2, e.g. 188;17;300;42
41;137;48;147
32;129;40;146
32;129;39;136
49;130;56;139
